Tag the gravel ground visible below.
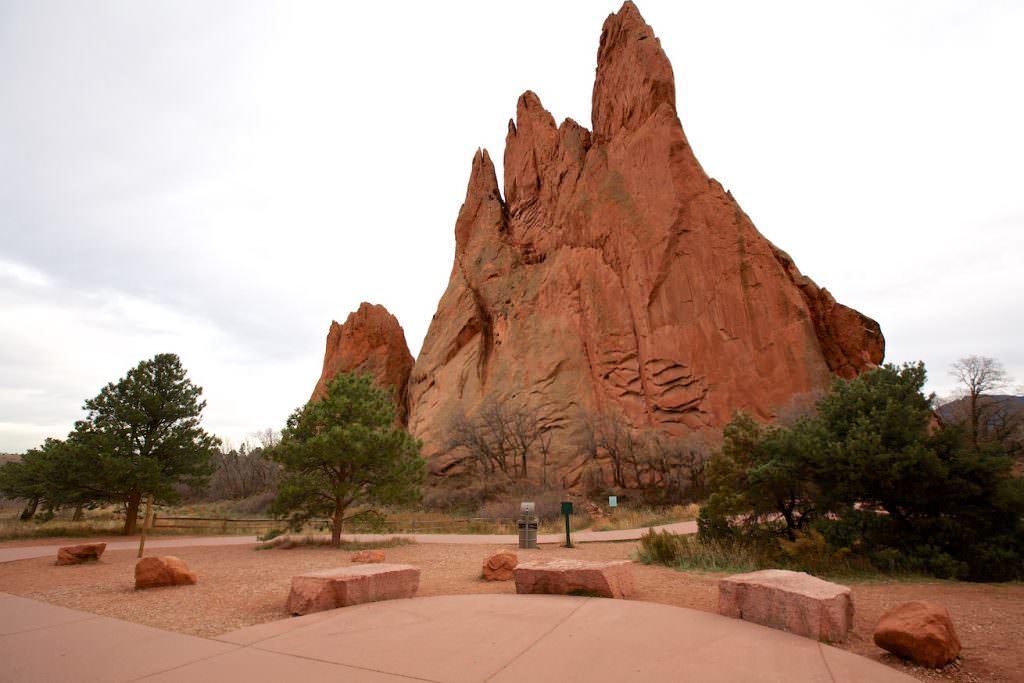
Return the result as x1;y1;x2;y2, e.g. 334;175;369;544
1;541;1021;682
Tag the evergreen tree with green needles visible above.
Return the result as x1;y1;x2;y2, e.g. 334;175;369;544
270;372;424;546
69;353;218;534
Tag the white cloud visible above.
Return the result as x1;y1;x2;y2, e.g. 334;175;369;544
0;259;51;289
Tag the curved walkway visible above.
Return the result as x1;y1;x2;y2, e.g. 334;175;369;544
0;521;698;564
0;592;914;682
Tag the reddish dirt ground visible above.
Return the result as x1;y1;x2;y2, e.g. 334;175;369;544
0;541;1021;682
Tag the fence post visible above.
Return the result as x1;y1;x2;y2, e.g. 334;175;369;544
137;495;154;558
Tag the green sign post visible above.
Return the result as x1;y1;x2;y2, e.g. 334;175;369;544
561;501;574;548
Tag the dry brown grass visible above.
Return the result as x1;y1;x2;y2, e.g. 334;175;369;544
590;503;699;532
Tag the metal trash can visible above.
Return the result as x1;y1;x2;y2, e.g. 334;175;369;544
518;501;538;549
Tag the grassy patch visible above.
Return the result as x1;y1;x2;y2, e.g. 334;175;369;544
255;535;415;551
591;504;699;532
635;529;764;573
0;518;125;541
635;528;951;581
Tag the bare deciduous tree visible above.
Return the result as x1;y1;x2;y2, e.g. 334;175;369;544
641;431;708;502
578;411;708;501
206;430;281;500
949;355;1013;446
445;400;554;481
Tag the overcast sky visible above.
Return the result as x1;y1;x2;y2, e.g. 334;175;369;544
1;1;1022;452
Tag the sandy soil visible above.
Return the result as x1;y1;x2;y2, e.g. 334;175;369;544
0;541;1021;683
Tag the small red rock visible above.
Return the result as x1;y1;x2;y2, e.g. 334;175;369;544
351;549;386;564
134;556;197;590
874;601;961;668
56;542;106;565
482;550;518;581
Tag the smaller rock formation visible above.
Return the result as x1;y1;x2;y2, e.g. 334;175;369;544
56;542;106;565
718;569;853;642
351;549;386;564
482;549;518;581
287;564;420;616
873;601;961;668
514;559;634;598
311;303;414;421
134;556;197;590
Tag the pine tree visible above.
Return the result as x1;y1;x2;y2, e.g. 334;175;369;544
70;353;218;534
270;372;424;545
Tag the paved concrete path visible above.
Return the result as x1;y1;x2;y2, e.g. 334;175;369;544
0;521;698;564
0;591;914;682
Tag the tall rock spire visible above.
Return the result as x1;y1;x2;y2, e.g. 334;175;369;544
592;2;677;143
400;3;883;487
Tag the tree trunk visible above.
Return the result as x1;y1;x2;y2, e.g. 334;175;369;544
124;491;143;535
72;504;84;521
331;499;345;547
19;497;39;521
142;495;155;530
970;391;979;447
780;505;797;541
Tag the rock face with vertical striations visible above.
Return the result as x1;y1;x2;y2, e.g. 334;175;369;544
401;1;883;485
311;302;415;422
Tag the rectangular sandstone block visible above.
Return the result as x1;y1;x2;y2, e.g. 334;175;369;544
287;563;420;616
718;569;853;642
514;559;634;599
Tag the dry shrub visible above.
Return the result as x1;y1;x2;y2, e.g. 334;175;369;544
477;487;569;522
637;528;765;573
592;504;699;531
229;491;276;515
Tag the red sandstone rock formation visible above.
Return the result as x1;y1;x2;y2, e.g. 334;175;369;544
482;549;518;581
56;542;106;566
873;601;961;668
311;302;414;421
403;2;883;484
351;549;386;564
134;556;197;590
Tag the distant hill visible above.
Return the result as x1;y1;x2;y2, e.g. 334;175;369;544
0;453;21;465
937;395;1023;469
937;395;1024;426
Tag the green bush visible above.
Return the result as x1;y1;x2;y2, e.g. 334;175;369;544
700;363;1024;582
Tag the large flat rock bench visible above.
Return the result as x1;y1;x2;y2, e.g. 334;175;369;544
515;559;634;599
56;542;106;565
287;563;420;616
718;569;853;642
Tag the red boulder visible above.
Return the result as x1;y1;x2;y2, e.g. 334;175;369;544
874;601;961;668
